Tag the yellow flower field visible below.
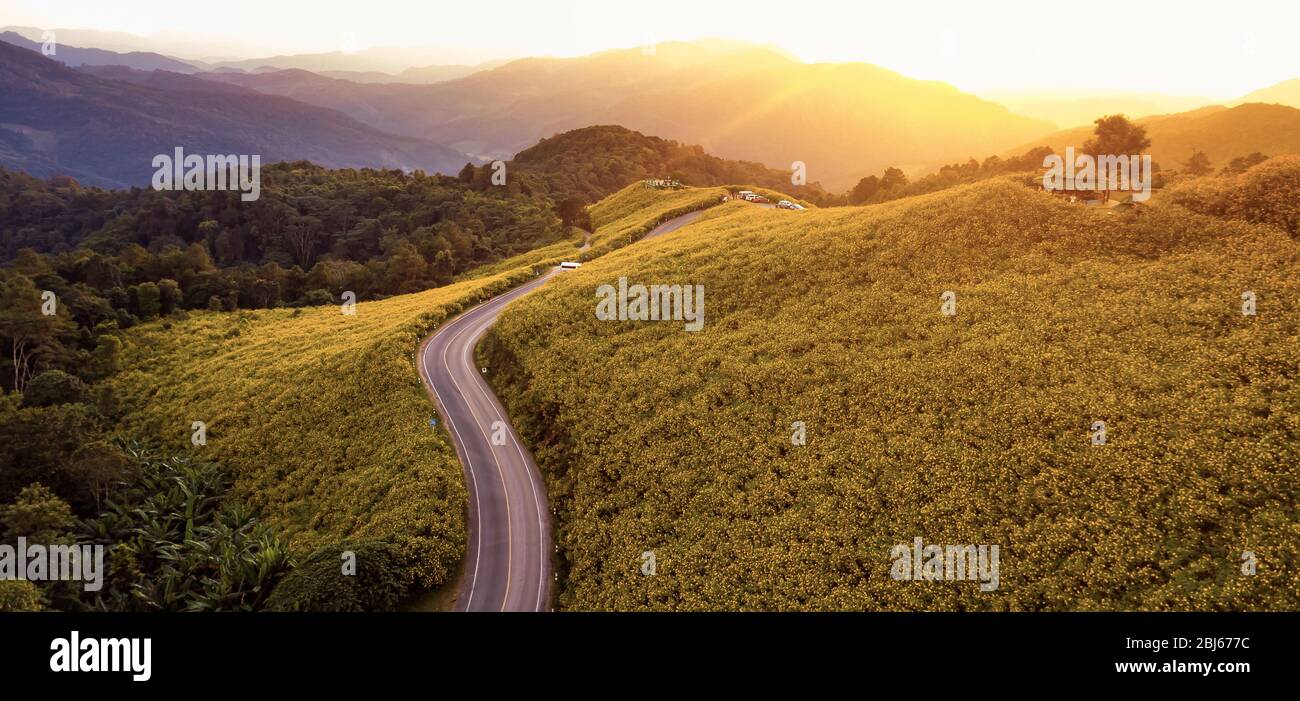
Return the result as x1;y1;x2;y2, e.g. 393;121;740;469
483;177;1300;610
104;185;743;591
109;265;538;588
582;183;732;258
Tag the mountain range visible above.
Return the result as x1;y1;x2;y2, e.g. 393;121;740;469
7;26;1300;192
1235;78;1300;110
195;40;1059;189
0;30;200;73
0;26;510;82
983;89;1218;130
0;41;470;188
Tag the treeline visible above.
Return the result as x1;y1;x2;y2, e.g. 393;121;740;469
821;147;1057;206
1;161;568;302
0;161;578;391
490;127;1059;211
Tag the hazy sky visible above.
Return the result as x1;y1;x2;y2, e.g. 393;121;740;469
5;0;1298;97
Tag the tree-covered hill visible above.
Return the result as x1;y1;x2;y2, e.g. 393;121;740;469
503;125;824;203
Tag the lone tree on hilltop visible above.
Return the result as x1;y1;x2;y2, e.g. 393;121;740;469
1083;114;1151;156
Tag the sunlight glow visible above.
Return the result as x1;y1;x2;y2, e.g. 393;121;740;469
4;0;1297;97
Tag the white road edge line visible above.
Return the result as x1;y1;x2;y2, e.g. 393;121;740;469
442;301;514;611
424;208;710;612
456;311;516;611
423;327;484;611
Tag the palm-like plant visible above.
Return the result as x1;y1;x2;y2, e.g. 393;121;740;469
72;444;293;611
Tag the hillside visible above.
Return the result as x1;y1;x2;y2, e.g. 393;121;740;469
581;182;732;258
104;268;530;589
1012;103;1300;170
195;40;1054;189
505;125;822;202
75;65;259;95
1164;155;1300;237
94;187;715;593
1235;78;1300;109
0;42;470;188
480;180;1300;611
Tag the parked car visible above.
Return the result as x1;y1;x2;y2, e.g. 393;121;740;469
560;261;581;269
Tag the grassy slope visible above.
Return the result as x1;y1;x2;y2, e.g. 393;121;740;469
456;227;587;279
109;266;540;588
582;183;811;260
483;177;1300;610
105;185;747;590
582;184;731;258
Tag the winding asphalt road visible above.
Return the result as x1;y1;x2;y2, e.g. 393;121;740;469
415;204;721;612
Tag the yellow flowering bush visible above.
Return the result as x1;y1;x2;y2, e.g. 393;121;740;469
484;178;1300;610
582;183;732;259
1166;155;1300;238
110;265;539;588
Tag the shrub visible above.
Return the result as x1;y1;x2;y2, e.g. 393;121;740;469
1166;155;1300;237
21;370;90;407
0;580;45;612
90;335;123;380
0;482;74;542
77;448;293;612
0;401;104;507
265;541;409;612
299;289;335;307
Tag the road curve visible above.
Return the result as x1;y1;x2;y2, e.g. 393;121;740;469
416;205;719;612
419;272;557;612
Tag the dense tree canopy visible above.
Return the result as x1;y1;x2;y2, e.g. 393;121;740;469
0;161;567;306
